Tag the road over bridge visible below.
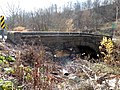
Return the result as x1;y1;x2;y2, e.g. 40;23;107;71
7;31;112;59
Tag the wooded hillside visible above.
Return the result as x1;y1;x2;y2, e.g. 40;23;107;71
6;0;120;31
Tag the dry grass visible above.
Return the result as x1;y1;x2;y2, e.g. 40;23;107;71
0;36;120;90
13;26;29;32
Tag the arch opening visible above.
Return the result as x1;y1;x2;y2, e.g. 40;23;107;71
77;45;100;60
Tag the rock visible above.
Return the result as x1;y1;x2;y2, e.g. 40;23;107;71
107;78;120;90
68;74;77;80
62;69;69;76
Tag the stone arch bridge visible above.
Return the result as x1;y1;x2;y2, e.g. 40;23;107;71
7;31;112;59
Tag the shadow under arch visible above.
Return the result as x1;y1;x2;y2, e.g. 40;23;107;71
76;44;100;60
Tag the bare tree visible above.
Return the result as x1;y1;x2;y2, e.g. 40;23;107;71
6;0;117;32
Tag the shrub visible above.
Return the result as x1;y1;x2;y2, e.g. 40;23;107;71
99;36;114;64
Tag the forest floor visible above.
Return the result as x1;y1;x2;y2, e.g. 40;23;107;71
0;38;119;90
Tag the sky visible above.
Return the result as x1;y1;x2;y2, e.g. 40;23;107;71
0;0;87;17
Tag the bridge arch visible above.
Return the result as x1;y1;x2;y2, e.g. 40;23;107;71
78;41;100;53
74;40;101;60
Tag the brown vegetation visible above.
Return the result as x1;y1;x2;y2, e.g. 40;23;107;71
1;0;120;89
6;0;120;33
0;40;120;89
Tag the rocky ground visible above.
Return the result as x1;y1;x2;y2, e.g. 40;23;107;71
0;41;119;90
